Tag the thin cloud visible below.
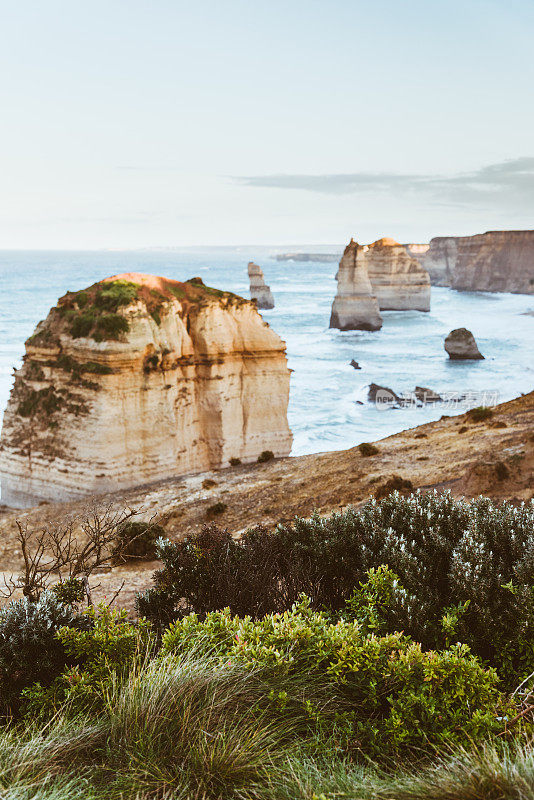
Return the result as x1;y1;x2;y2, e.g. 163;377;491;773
233;158;534;209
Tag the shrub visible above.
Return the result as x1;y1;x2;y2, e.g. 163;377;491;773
93;281;138;312
358;442;379;456
229;457;242;466
93;313;129;341
206;502;227;517
138;493;534;686
468;406;494;422
257;450;274;463
111;521;164;564
373;475;413;500
161;598;515;758
202;478;217;489
0;593;88;713
23;605;151;720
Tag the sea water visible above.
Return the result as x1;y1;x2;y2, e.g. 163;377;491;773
0;248;532;467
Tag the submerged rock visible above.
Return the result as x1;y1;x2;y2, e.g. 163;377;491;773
0;273;293;507
444;328;485;360
248;262;275;309
349;359;361;370
329;239;383;331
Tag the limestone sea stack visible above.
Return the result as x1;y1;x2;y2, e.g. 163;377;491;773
329;240;383;331
248;262;275;309
444;328;484;360
365;237;431;311
0;274;292;507
422;231;534;294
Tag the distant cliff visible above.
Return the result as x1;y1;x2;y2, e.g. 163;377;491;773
421;231;534;294
0;273;292;507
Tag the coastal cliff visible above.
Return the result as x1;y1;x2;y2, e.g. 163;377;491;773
365;238;431;311
422;231;534;293
0;274;292;507
329;239;383;331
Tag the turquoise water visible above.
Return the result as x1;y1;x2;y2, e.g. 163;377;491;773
0;248;533;463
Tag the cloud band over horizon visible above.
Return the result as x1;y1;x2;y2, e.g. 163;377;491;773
234;158;534;210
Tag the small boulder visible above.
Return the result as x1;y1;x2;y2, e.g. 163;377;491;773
444;328;484;360
350;359;361;370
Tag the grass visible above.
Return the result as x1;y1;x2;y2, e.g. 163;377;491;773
0;651;531;800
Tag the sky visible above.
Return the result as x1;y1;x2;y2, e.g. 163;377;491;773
0;0;533;249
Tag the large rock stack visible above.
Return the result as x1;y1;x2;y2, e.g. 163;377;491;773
248;262;275;309
0;274;293;507
365;237;431;311
329;239;383;331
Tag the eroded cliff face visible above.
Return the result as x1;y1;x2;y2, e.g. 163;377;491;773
0;274;292;507
329;240;383;331
452;231;534;293
422;231;534;293
365;238;431;311
420;237;459;286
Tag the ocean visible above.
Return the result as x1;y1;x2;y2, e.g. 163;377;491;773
0;247;533;468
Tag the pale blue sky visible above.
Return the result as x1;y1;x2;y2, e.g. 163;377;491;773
0;0;533;248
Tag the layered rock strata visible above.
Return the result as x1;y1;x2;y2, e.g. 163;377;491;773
421;231;534;294
365;238;431;311
248;262;275;309
329;240;383;331
444;328;484;360
0;274;292;507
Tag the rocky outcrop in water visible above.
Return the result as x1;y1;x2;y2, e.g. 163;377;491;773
444;328;484;360
365;238;431;311
248;262;275;309
329;240;383;331
0;273;292;507
421;231;534;294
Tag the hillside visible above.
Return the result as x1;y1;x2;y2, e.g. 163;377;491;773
0;391;532;610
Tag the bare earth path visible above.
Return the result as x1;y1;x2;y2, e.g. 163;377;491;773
0;392;532;611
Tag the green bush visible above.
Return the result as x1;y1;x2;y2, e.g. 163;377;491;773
257;450;274;463
229;457;242;466
161;597;515;758
93;313;129;341
137;493;534;687
0;593;88;714
93;281;138;312
23;605;151;720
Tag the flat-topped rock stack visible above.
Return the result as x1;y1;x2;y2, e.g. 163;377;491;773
248;262;275;309
0;273;292;507
365;237;431;311
329;239;383;331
